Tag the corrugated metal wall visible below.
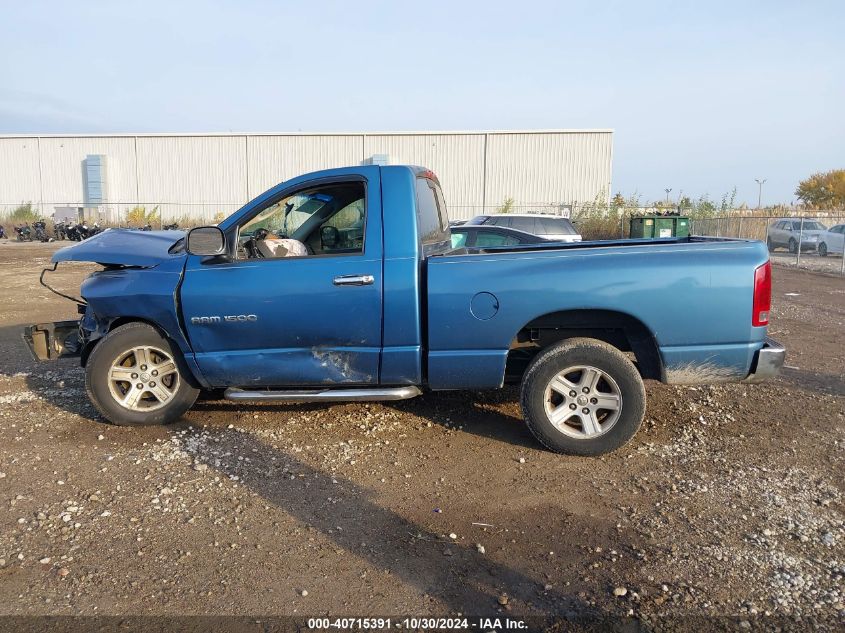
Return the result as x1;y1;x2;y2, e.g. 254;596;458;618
0;131;612;222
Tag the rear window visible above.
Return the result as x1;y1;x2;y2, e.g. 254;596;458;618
415;177;450;253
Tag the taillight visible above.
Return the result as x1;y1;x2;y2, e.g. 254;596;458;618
752;261;771;326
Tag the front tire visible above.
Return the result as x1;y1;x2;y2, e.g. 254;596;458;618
520;338;646;456
788;238;798;254
819;242;828;257
85;322;199;426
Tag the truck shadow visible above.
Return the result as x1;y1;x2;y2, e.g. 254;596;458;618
779;366;845;397
386;388;540;450
187;389;540;450
177;426;614;623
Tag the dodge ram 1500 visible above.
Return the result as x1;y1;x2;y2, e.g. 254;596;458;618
26;165;785;455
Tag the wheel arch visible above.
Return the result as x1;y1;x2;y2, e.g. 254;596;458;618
505;308;663;383
81;316;203;388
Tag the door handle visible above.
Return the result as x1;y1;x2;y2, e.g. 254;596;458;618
333;274;375;286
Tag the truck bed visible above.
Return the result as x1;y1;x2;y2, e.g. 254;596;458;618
425;236;769;390
450;235;746;256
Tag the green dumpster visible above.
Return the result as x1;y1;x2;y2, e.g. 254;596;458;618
629;215;689;239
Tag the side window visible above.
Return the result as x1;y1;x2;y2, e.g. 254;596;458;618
415;177;450;253
540;217;577;235
792;221;801;230
238;181;365;259
476;231;519;247
511;217;536;233
490;216;511;227
450;232;468;248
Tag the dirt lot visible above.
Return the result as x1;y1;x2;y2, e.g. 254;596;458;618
0;240;842;630
770;250;845;276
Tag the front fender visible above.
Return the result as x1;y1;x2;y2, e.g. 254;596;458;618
79;258;209;388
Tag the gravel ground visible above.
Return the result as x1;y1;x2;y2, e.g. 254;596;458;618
0;240;842;631
770;250;845;275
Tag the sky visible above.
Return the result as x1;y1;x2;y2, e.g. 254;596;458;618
0;0;843;205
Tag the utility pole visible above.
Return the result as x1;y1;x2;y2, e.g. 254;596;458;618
664;188;672;204
755;178;767;209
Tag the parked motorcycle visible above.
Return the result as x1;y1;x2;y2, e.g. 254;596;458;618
0;225;6;239
33;220;51;242
87;222;103;237
54;221;67;241
65;223;82;241
163;222;179;230
141;223;152;231
14;224;33;241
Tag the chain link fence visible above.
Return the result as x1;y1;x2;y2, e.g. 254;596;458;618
0;201;241;231
3;200;844;277
691;215;845;276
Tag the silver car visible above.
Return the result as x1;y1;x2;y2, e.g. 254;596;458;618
767;219;827;254
819;224;845;257
466;213;582;242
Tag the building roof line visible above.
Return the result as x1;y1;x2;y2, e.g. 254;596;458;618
0;129;614;139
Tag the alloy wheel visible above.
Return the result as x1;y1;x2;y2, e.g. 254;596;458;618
106;346;181;411
543;365;623;439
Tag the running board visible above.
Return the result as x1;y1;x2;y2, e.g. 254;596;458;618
223;386;422;403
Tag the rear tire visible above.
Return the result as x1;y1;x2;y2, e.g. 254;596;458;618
766;237;774;252
788;238;798;254
85;322;199;426
520;338;646;456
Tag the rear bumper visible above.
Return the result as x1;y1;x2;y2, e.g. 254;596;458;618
742;337;785;383
24;320;82;361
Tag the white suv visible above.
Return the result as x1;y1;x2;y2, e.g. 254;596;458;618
466;214;582;242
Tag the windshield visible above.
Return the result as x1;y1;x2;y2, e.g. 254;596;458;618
793;221;826;231
242;193;333;237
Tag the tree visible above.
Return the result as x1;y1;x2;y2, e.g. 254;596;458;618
610;193;625;208
497;197;515;213
795;169;845;208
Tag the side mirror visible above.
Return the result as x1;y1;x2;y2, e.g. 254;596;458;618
186;226;226;256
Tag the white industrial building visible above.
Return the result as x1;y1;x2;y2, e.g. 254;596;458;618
0;130;613;223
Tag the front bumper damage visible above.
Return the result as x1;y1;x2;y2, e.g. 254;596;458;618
24;320;82;361
743;337;786;383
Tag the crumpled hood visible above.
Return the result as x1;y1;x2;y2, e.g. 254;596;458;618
52;229;186;267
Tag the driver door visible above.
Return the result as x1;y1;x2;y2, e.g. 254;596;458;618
179;169;383;388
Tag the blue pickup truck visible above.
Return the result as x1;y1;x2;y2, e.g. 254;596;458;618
27;165;784;455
